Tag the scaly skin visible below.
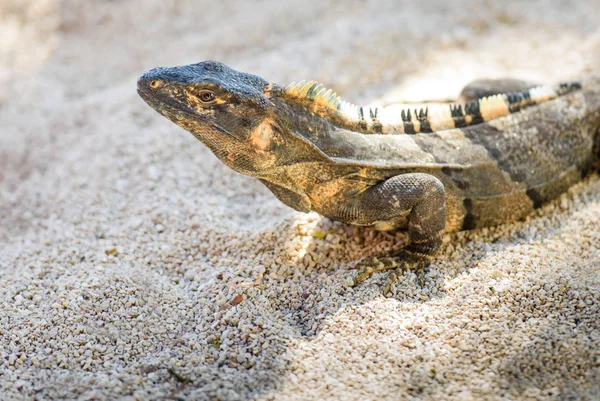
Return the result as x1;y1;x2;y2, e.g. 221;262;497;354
137;61;600;293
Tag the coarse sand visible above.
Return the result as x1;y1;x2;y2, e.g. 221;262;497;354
1;1;600;400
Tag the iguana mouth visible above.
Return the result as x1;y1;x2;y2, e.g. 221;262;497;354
137;87;195;117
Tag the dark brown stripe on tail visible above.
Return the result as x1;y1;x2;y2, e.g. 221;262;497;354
401;109;416;134
450;105;467;128
505;91;527;112
370;108;383;133
464;100;484;125
417;108;432;133
358;107;367;129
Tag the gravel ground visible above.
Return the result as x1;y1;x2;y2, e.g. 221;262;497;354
1;1;600;400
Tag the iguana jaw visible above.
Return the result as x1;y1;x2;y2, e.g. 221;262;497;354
137;84;198;122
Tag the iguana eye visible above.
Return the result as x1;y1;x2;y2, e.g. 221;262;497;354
197;90;216;104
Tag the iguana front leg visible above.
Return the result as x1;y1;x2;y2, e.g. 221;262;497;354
352;173;446;293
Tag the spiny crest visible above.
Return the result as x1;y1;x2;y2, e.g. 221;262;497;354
400;107;429;122
282;79;582;135
284;80;360;117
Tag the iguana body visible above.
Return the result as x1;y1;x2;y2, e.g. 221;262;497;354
137;61;600;292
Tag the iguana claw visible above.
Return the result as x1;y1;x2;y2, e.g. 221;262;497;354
352;255;402;288
352;250;430;295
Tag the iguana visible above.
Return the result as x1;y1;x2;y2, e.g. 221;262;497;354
137;61;600;293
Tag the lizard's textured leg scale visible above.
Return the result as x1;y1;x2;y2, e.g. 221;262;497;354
352;173;446;291
362;173;446;255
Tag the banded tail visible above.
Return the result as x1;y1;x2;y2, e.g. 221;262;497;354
282;80;582;135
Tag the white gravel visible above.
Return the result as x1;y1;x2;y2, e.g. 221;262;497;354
1;1;599;400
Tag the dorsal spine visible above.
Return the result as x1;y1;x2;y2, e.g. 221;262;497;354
282;80;582;135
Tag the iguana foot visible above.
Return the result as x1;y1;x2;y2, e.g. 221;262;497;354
352;255;402;287
352;250;430;294
382;271;400;296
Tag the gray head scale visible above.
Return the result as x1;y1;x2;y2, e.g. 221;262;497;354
137;61;298;176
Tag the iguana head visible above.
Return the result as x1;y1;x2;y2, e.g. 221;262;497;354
138;61;312;177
